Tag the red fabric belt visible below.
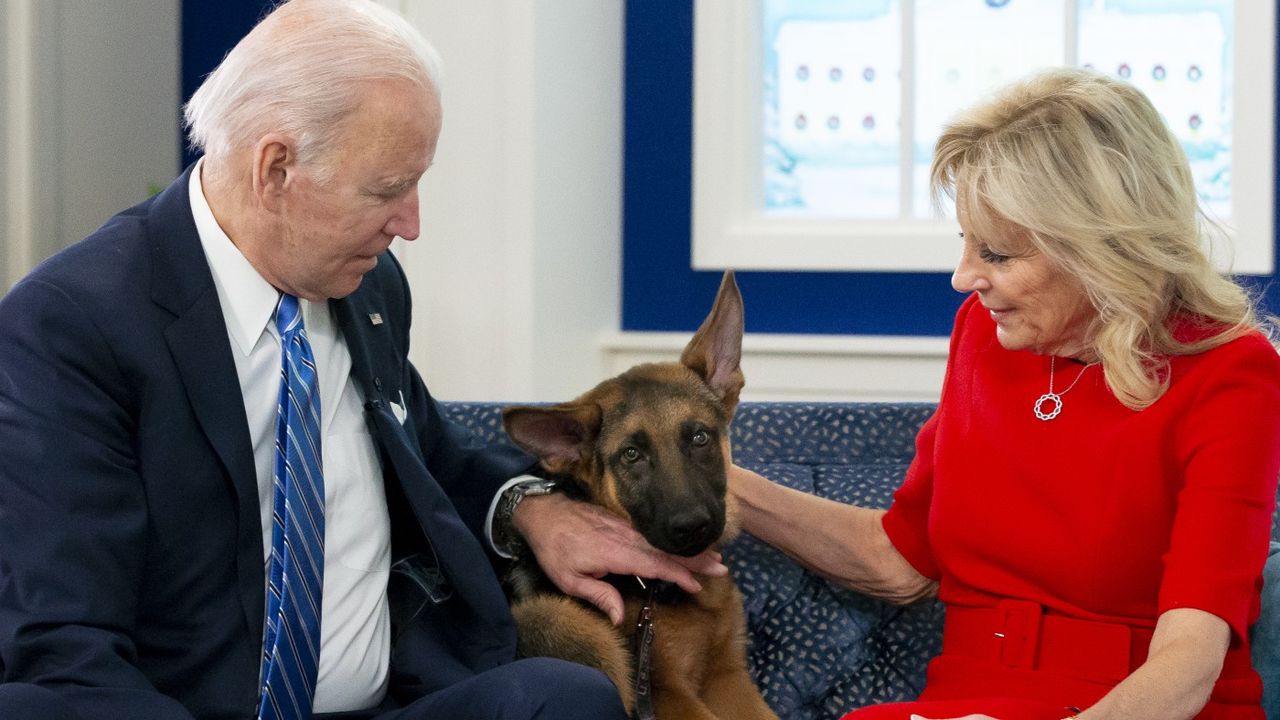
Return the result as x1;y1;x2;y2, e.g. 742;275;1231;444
943;600;1154;684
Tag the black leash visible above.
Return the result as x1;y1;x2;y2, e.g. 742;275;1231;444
631;578;658;720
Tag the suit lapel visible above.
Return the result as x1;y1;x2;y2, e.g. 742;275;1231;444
331;291;401;407
147;165;265;645
334;287;515;660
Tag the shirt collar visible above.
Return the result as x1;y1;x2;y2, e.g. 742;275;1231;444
189;158;281;356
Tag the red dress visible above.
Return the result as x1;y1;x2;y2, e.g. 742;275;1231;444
844;294;1280;720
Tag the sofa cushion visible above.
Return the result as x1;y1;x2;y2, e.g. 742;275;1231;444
727;403;943;718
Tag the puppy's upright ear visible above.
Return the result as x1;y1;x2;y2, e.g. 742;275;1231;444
680;270;745;412
503;403;603;474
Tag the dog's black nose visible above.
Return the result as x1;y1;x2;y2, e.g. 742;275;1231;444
665;509;713;550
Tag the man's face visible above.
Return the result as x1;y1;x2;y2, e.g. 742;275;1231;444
270;79;441;300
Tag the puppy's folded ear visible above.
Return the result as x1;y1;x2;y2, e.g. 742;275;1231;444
502;403;602;473
680;270;745;410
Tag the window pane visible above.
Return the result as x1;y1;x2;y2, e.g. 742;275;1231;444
912;0;1066;219
759;0;1236;226
763;0;901;219
1077;0;1233;220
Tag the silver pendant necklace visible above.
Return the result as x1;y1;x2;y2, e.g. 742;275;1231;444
1033;357;1098;421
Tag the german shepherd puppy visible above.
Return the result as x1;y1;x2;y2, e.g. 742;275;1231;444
501;271;777;720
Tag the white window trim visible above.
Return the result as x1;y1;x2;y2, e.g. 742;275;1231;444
598;330;949;402
692;0;1275;275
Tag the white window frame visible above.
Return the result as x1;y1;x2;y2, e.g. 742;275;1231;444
692;0;1275;275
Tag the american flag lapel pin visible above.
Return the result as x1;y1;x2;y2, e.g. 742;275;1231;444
369;312;384;326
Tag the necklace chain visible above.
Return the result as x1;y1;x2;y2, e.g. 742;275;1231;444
1034;357;1098;421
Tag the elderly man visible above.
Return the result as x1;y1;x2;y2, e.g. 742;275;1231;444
0;2;722;719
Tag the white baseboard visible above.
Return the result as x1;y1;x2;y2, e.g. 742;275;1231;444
598;331;948;403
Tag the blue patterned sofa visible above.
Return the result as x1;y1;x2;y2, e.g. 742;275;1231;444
442;401;1280;720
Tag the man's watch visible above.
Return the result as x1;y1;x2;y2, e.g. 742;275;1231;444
493;478;558;557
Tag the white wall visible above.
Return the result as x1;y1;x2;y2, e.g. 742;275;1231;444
1;0;179;291
389;0;625;403
1;8;10;288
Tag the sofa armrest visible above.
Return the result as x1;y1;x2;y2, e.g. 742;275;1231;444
1254;542;1280;720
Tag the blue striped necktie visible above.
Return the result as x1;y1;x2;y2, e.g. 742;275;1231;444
259;293;325;720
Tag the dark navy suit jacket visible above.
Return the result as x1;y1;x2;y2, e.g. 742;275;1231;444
0;166;531;719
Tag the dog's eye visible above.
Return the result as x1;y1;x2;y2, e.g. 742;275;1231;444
690;430;710;447
621;447;641;464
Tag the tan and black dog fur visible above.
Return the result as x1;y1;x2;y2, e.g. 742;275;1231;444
501;271;777;720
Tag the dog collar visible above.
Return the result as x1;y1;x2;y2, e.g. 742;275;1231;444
632;578;658;720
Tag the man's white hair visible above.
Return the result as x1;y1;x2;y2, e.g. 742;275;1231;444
183;0;441;177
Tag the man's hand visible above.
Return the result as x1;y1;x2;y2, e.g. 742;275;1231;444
512;493;728;625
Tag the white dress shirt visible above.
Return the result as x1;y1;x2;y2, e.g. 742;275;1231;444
190;161;390;712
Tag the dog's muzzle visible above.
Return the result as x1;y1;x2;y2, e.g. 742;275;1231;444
653;506;724;556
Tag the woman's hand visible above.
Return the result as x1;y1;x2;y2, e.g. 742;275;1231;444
512;493;728;625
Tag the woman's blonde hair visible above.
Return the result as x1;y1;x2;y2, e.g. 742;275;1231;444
931;67;1266;410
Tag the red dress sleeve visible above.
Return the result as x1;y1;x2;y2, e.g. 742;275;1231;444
1158;333;1280;643
882;411;941;580
881;294;979;582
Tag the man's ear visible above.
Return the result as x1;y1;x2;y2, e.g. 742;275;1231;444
251;133;297;212
502;403;603;474
680;270;745;411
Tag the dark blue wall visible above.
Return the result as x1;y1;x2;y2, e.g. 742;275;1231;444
179;1;275;168
622;0;1280;335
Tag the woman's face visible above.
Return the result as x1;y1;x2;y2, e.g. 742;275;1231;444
950;202;1097;359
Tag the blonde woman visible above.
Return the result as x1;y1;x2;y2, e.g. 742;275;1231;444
731;68;1280;719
